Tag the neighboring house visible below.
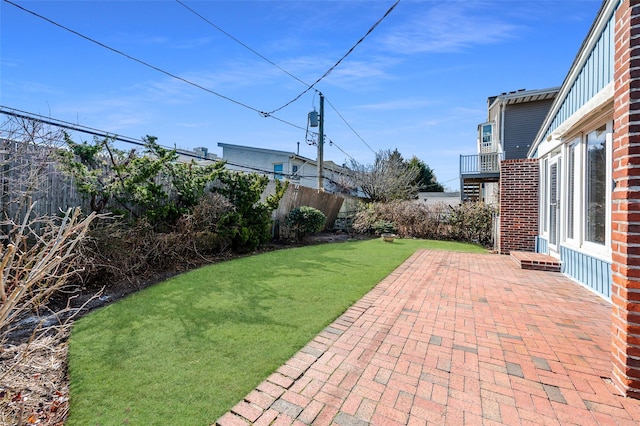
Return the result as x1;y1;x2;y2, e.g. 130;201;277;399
460;87;558;203
217;142;353;194
175;146;219;164
499;0;640;399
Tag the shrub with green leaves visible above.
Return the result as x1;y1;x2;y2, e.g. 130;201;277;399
285;206;326;241
57;134;225;229
211;173;287;252
372;221;397;235
58;134;289;283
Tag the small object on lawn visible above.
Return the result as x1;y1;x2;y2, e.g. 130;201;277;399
381;233;395;243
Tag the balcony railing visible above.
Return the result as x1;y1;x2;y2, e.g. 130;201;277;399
459;152;504;175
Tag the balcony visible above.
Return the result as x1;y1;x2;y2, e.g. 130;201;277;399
460;152;503;175
459;153;503;202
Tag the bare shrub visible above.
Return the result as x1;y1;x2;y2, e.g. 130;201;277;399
447;202;496;246
0;206;98;425
353;200;496;247
353;201;446;238
75;193;236;288
0;207;97;333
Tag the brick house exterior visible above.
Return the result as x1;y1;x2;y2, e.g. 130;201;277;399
498;159;539;254
505;0;640;398
611;0;640;399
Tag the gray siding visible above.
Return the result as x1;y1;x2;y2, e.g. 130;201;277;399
503;99;555;160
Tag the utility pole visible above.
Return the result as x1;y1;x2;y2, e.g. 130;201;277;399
317;92;324;191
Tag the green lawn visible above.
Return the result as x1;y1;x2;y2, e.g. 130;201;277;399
67;239;486;425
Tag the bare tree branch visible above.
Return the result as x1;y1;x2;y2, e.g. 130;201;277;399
349;149;419;202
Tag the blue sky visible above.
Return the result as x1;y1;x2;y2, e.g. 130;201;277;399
1;0;602;189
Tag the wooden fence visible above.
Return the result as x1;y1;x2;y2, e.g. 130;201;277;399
1;141;349;240
265;181;346;233
0;141;90;233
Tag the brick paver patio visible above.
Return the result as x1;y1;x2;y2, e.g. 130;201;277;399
215;249;640;425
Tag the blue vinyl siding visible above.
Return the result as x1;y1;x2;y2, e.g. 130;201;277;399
536;236;549;254
560;245;612;299
543;13;615;140
536;238;611;299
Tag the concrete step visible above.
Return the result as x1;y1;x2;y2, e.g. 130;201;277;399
510;251;561;273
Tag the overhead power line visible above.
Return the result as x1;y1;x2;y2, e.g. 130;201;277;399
324;96;376;155
329;139;356;163
3;0;306;134
1;105;149;148
175;0;311;89
176;0;376;158
266;0;401;116
5;0;382;163
2;0;267;115
0;106;331;178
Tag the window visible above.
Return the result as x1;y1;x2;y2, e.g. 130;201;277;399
479;122;493;149
291;164;299;180
585;125;607;245
567;142;577;240
541;158;548;234
273;163;283;180
549;161;559;246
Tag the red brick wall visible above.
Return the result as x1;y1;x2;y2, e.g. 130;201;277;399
499;159;539;254
611;0;640;399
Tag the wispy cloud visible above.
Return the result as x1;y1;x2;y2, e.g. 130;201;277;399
357;98;437;111
380;2;519;55
7;81;62;97
323;58;393;90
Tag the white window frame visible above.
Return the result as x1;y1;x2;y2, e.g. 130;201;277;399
548;154;562;252
478;122;495;153
564;137;582;248
540;157;549;237
580;120;612;258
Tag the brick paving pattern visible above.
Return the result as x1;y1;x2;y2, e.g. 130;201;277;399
215;250;640;425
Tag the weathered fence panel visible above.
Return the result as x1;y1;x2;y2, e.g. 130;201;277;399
265;181;345;230
0;141;90;236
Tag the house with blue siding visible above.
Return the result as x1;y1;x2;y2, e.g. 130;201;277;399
528;0;615;300
517;0;640;399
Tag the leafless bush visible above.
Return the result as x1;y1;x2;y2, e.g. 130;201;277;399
1;115;71;228
0;205;98;426
446;201;496;246
0;206;97;334
75;193;235;288
353;200;496;246
353;200;447;238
